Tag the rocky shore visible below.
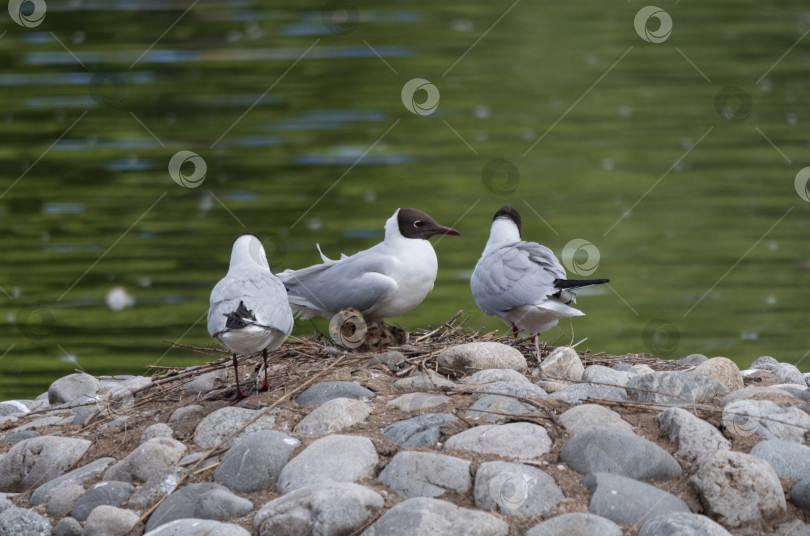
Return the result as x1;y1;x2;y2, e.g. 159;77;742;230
0;328;809;536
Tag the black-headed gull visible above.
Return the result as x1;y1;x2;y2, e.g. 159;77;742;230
278;208;460;323
208;233;294;399
471;206;608;345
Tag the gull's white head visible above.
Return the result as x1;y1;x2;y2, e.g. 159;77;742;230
229;233;270;271
485;205;522;251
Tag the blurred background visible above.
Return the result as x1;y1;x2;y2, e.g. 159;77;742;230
1;0;809;399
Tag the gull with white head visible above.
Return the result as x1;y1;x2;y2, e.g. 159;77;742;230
208;233;294;399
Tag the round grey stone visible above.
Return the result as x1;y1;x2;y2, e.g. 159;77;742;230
655;407;730;462
141;423;174;444
0;507;52;536
145;483;253;532
465;395;536;422
582;365;635;386
0;402;29;418
72;480;134;521
366;351;406;372
471;380;547;399
461;369;531;385
103;437;186;484
394;369;456;392
277;435;378;494
790;478;810;510
360;497;508;536
0;431;39;444
0;436;92;492
213;430;300;493
48;373;100;404
550;382;628;404
689;450;785;527
382;413;457;448
168;405;206;423
751;356;805;385
30;457;115;506
193;407;276;449
295;398;371;436
639;512;732;536
0;506;53;536
724;400;810;443
626;371;727;405
184;370;227;395
387;393;451;412
678;354;709;366
296;381;374;408
525;513;622;536
581;472;690;524
83;505;140;536
437;342;527;374
379;451;471;499
55;517;82;536
750;439;810;480
127;467;187;510
45;481;84;517
474;461;563;517
559;404;633;436
444;422;552;460
560;429;682;480
540;346;584;381
254;482;383;536
144;518;250;535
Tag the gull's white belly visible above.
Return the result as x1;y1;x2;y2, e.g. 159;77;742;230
502;301;584;335
216;324;287;355
371;241;438;320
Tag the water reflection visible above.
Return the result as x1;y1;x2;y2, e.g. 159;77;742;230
1;1;808;399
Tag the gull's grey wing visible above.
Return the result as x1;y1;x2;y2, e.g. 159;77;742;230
471;241;566;315
277;253;397;316
208;269;294;338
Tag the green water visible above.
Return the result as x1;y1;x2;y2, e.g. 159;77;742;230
1;0;809;399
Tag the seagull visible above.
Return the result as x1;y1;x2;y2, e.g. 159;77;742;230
208;233;294;400
278;208;460;324
471;206;608;351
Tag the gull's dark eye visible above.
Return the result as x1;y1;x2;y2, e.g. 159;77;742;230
414;220;424;228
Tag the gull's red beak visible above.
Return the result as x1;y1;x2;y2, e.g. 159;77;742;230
432;226;461;237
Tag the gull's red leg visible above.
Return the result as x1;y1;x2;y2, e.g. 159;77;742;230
225;353;251;400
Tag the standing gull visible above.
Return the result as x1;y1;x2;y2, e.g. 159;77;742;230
208;233;294;399
278;208;460;324
471;206;608;351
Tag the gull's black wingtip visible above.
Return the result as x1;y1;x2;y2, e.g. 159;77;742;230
553;278;609;289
